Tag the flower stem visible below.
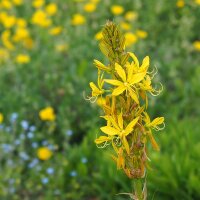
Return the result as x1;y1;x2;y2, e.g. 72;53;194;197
133;179;143;200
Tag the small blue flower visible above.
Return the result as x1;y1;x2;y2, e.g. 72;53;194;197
10;113;18;122
27;132;34;139
2;143;12;153
28;158;39;168
14;139;21;146
32;142;38;148
19;133;25;140
5;126;12;132
19;152;29;161
66;130;73;136
46;167;54;175
0;124;4;130
7;159;13;166
42;140;48;146
9;187;15;193
21;120;29;130
41;177;49;184
70;170;77;177
8;179;15;185
29;125;36;132
47;144;54;150
81;157;88;164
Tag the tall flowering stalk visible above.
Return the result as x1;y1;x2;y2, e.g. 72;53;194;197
88;21;165;200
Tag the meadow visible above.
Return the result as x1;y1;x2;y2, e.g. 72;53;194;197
0;0;200;199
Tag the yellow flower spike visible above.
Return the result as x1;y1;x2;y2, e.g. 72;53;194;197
89;22;164;196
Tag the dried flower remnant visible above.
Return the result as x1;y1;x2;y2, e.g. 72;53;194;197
88;21;164;199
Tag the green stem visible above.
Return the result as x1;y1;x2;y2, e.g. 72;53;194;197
133;179;143;200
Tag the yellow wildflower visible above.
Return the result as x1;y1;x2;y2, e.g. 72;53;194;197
45;3;58;16
111;5;124;15
23;37;34;49
16;18;27;27
31;10;52;27
94;31;103;40
71;14;86;25
125;11;138;21
15;54;30;64
1;30;15;50
32;0;44;8
124;32;137;47
176;0;185;8
0;113;3;123
120;22;131;31
193;40;200;51
13;28;29;42
49;26;62;35
39;106;56;121
37;147;52;160
96;97;106;107
195;0;200;5
0;48;9;61
1;14;16;28
84;3;96;12
136;30;148;39
1;0;12;9
55;44;68;52
12;0;23;5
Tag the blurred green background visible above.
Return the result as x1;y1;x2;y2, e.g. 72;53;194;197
0;0;200;199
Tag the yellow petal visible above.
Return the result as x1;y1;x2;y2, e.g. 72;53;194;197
128;87;139;104
115;63;126;82
140;56;149;71
94;59;110;71
122;136;130;154
95;136;111;144
100;126;119;136
129;71;147;85
112;85;126;96
109;116;120;130
104;79;122;86
125;116;140;136
126;62;134;83
148;117;164;127
148;131;160;151
117;112;123;129
128;52;139;67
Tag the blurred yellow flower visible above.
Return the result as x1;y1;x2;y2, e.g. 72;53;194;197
120;22;131;31
193;41;200;51
16;18;27;27
94;31;103;40
176;0;185;8
0;113;4;123
1;14;16;28
125;11;138;21
23;37;34;49
37;147;52;160
49;26;62;35
12;0;23;5
71;14;86;25
31;10;52;27
195;0;200;4
1;30;15;50
15;54;30;64
136;30;148;39
39;106;56;121
13;27;29;42
55;44;68;52
84;3;96;12
124;32;137;47
32;0;44;8
0;48;9;61
45;3;58;16
1;0;12;9
111;5;124;15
